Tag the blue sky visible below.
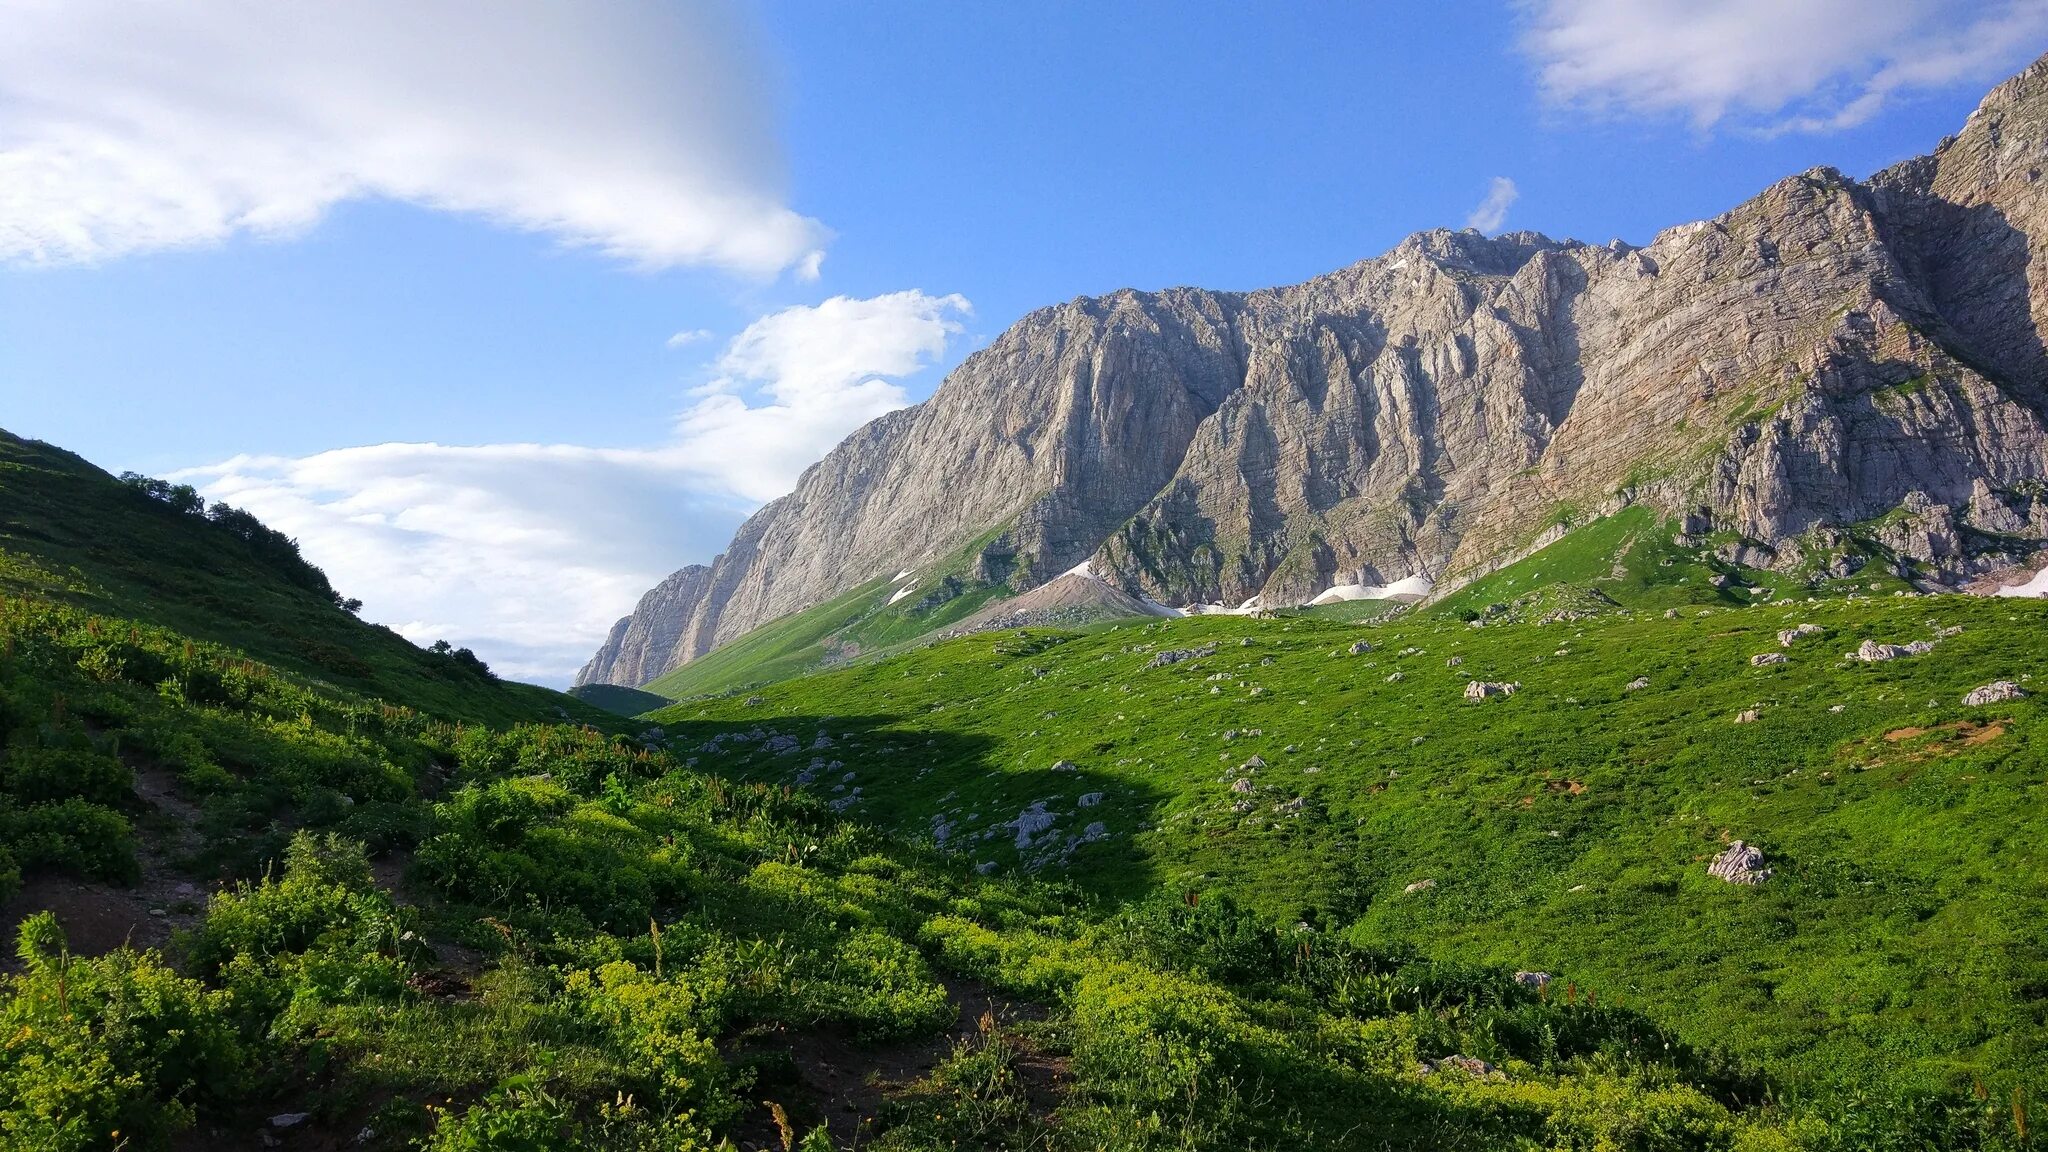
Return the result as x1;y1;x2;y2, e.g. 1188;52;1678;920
4;0;2045;683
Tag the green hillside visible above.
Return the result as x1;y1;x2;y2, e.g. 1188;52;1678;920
653;511;2048;1129
642;531;1031;701
0;437;1933;1151
0;429;608;727
2;433;2041;1150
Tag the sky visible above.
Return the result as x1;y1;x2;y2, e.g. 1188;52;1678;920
4;0;2046;685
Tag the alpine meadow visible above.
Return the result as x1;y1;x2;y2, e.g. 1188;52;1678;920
8;8;2048;1152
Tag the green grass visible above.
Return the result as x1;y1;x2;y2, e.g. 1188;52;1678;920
651;510;2048;1112
643;529;1030;700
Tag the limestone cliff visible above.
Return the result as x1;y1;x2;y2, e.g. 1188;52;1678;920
579;55;2048;689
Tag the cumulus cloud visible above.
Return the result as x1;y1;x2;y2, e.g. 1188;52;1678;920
1465;177;1519;233
176;290;970;684
676;291;970;501
1522;0;2048;133
0;0;826;274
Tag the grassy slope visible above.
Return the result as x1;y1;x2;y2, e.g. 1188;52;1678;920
1;456;1854;1150
654;512;2048;1102
642;530;1031;701
0;429;609;727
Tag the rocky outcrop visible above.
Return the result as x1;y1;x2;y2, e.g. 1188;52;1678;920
580;55;2048;689
574;565;712;688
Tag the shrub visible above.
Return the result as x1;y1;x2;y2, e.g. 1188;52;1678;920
0;798;138;883
1;746;132;807
185;832;418;1032
0;913;247;1151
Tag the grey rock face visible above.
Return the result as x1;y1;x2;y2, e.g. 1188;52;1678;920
581;55;2048;689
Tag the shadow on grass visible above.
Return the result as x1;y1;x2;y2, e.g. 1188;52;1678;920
655;713;1167;906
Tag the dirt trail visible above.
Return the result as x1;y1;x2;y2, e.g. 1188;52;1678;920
727;978;1061;1150
0;762;214;968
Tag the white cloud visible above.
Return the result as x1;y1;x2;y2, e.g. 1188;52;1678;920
1465;177;1519;233
1522;0;2048;133
0;0;826;274
675;290;970;501
175;290;969;685
666;329;716;349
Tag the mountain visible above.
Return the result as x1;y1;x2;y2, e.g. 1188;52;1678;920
582;55;2048;693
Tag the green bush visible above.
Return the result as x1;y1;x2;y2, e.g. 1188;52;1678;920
0;798;138;883
1;746;132;807
185;832;418;1032
0;913;248;1151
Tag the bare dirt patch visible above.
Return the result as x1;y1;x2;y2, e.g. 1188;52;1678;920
0;763;215;969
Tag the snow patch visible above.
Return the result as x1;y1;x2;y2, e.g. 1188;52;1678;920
1063;558;1099;580
887;581;919;605
1996;567;2048;597
893;569;914;581
1309;574;1433;605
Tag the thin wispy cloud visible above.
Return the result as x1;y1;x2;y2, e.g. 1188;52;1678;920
1465;177;1520;233
666;329;716;349
1522;0;2048;134
177;290;970;683
0;0;827;275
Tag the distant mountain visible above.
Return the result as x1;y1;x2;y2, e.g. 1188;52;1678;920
582;54;2048;690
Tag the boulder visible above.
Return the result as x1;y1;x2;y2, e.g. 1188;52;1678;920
1750;652;1788;666
1778;623;1824;647
1403;878;1436;894
1418;1055;1499;1078
1963;680;2026;706
1707;840;1772;884
1464;680;1520;700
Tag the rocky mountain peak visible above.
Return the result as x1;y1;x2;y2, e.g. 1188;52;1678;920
579;52;2048;690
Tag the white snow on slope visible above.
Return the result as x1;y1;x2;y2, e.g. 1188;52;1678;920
1309;574;1433;605
1996;567;2048;597
887;580;919;605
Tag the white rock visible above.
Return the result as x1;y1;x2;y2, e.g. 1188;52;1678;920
1963;680;2025;706
1707;840;1772;885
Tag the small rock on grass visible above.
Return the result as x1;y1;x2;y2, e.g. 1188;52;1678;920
1708;840;1772;885
1963;680;2025;706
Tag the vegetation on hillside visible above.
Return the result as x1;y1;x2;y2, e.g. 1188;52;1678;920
1;432;2040;1149
655;512;2048;1141
0;429;601;727
1;563;1895;1151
